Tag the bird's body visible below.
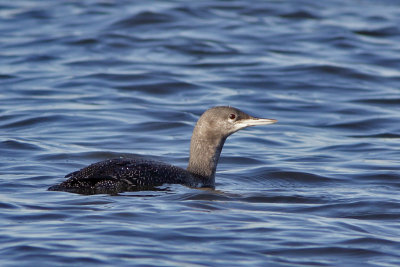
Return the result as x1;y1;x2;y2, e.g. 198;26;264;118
48;106;276;194
48;158;205;194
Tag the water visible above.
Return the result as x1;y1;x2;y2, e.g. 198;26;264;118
1;0;399;266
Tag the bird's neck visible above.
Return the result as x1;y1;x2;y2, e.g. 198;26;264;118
187;130;226;184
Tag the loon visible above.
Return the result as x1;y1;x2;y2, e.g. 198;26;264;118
48;106;277;194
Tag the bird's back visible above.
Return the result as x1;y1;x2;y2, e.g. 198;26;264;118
48;158;200;194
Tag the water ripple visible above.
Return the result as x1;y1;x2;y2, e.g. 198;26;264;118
1;0;399;266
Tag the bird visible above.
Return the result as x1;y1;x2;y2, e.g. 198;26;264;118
48;106;277;194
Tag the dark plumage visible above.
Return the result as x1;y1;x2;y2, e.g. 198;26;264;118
48;158;203;194
48;106;277;194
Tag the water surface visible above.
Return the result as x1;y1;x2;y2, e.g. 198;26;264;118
1;0;399;266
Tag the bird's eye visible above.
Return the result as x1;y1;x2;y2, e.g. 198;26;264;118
229;113;236;120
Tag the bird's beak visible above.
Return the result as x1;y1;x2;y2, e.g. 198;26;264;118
235;117;277;129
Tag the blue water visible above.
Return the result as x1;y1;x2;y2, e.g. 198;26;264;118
1;0;400;266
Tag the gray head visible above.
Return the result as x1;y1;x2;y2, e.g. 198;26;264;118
187;106;277;184
193;106;277;140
